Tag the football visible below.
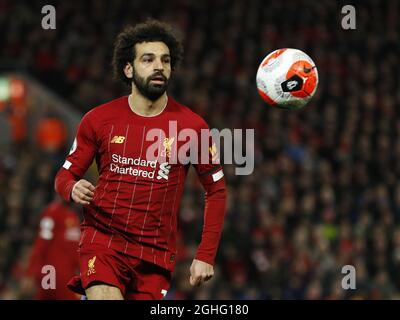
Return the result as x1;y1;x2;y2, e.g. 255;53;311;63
256;48;318;110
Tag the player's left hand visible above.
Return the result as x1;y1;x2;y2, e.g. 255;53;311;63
189;259;214;287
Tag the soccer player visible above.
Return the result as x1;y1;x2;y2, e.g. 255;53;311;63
54;19;227;300
23;197;80;300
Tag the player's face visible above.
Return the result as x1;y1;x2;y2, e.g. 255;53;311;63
132;41;171;101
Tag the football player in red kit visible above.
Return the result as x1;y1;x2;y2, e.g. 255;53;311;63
24;197;80;299
54;20;227;300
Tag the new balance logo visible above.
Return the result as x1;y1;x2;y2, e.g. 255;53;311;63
111;136;125;144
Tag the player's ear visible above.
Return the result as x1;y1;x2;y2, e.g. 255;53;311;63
124;62;133;79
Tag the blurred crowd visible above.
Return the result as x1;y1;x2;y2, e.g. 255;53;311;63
1;0;400;299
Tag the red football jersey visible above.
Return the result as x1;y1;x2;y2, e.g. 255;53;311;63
55;96;226;271
26;200;80;299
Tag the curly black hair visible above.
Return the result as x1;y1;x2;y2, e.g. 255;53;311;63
112;19;183;85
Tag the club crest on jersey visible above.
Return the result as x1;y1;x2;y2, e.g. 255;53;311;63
111;136;125;144
209;142;220;163
161;137;175;158
87;256;96;276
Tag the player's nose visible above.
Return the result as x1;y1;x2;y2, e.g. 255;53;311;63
153;58;164;71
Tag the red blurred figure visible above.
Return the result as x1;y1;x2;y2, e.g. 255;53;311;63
35;116;68;152
24;197;81;299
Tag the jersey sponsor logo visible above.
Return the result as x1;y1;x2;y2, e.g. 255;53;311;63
110;153;173;181
110;163;156;178
111;135;126;144
111;154;157;167
87;256;96;276
157;162;171;180
110;153;158;179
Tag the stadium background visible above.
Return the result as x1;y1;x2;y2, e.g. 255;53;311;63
1;0;400;299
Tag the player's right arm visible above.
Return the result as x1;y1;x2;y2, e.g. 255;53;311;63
55;113;98;205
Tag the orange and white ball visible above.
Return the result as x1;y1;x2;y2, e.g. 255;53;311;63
256;48;318;110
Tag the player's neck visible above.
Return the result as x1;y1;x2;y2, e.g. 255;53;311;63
129;91;168;117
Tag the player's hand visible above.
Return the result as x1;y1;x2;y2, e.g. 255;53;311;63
71;179;95;205
189;259;214;287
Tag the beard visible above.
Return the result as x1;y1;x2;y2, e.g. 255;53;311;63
132;69;169;101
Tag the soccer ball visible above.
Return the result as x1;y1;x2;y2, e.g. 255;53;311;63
256;48;318;110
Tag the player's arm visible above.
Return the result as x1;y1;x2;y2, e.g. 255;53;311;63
190;123;227;286
55;113;98;204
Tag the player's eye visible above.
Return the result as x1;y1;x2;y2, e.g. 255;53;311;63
163;57;171;64
142;57;153;63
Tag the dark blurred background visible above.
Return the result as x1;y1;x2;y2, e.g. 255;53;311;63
1;0;400;299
